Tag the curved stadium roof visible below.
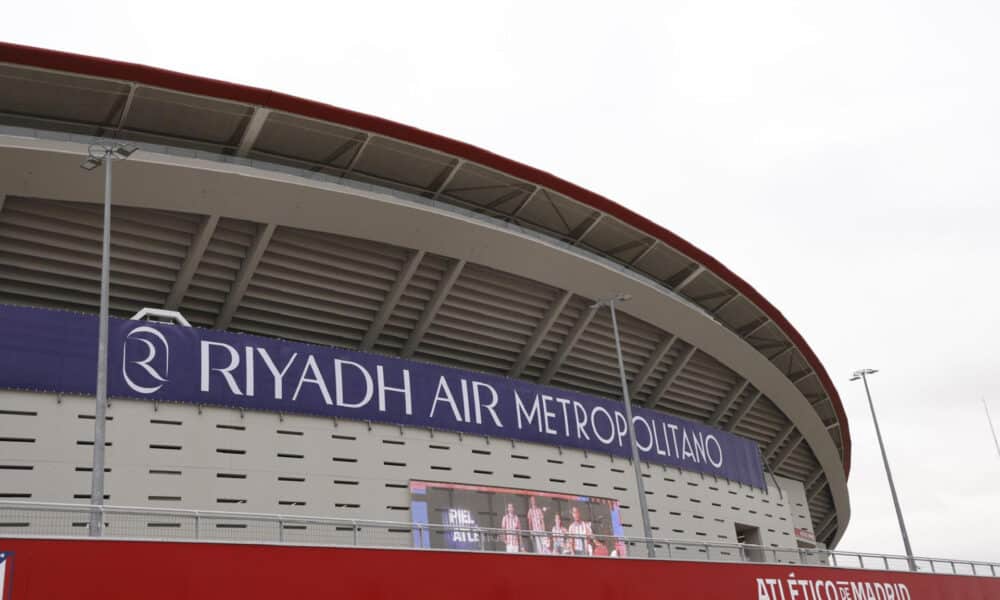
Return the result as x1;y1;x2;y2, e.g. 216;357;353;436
0;41;851;545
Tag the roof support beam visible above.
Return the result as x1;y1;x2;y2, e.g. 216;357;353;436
627;334;677;398
643;344;697;408
805;467;825;491
315;134;364;171
808;481;828;504
708;378;749;426
764;422;797;459
672;265;704;293
817;512;836;533
539;303;598;384
819;525;836;547
816;513;837;542
443;183;516;193
724;391;762;431
509;290;573;378
711;291;741;315
165;214;219;310
740;316;770;339
510;186;538;220
690;289;733;303
113;83;137;135
431;159;464;200
629;239;658;266
484;187;530;211
811;394;831;408
750;339;790;350
235;107;272;157
401;259;466;358
361;249;426;351
215;223;276;330
772;432;804;471
570;212;603;245
604;237;650;258
790;369;814;385
342;134;372;175
768;344;795;362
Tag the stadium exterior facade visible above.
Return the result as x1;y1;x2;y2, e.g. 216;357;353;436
0;41;851;555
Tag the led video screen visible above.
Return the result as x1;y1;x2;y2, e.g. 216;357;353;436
410;480;626;557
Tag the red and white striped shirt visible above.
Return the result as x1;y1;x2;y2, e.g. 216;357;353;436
551;524;568;553
527;506;545;532
567;520;591;554
501;513;521;547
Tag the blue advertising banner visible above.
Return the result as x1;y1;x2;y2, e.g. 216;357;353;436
0;304;766;488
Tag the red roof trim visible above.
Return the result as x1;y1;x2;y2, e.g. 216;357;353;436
0;41;850;477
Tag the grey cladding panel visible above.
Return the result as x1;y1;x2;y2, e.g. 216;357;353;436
0;65;129;126
252;112;363;168
0;391;819;554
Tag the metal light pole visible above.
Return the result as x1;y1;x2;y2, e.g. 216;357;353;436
593;294;655;558
984;399;1000;459
850;368;915;570
80;141;137;536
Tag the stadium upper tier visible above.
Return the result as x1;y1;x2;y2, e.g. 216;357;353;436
0;42;850;546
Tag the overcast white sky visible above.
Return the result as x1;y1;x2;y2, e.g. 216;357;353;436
4;0;999;562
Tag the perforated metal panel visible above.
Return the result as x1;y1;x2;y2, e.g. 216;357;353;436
0;391;814;555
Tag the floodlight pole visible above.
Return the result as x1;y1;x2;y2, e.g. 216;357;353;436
595;294;655;558
984;399;1000;459
81;142;136;537
852;369;915;570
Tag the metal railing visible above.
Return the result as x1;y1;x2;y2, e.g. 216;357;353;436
0;501;996;577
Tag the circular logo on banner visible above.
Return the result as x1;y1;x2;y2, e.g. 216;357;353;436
121;325;170;394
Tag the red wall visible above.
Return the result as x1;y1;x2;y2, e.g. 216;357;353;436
2;538;998;600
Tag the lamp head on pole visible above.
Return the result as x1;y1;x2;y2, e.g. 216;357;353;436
80;141;138;171
591;293;632;308
113;144;138;158
80;156;103;171
850;368;879;381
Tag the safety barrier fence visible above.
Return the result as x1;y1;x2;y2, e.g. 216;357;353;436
0;501;996;577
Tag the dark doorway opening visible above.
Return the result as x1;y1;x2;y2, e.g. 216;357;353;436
735;523;764;562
